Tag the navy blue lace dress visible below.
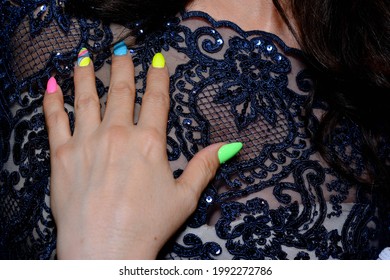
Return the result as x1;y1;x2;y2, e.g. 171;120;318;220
0;1;388;259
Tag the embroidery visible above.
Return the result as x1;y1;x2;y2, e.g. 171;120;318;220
0;3;384;259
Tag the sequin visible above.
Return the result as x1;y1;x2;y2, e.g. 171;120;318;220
255;39;262;46
183;119;192;126
0;8;384;261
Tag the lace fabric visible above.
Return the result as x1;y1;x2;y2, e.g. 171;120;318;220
0;1;386;259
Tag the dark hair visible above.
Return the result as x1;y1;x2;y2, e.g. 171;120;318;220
273;0;390;186
65;0;191;35
66;0;390;186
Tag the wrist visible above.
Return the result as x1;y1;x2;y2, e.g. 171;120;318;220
56;231;160;260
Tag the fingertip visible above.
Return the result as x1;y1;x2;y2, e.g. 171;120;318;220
44;76;64;105
177;141;243;194
195;141;243;166
43;76;64;114
110;41;134;74
113;41;128;56
176;143;225;198
46;76;58;94
152;53;165;69
146;52;169;87
77;47;92;67
74;48;94;81
217;142;243;164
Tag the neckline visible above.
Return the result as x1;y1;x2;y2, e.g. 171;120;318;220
179;10;304;56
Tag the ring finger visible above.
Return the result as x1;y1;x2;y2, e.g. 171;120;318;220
73;47;101;137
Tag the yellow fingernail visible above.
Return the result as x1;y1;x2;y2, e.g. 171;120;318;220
152;53;165;68
78;47;91;67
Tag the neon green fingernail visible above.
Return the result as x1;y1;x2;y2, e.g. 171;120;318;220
152;53;165;68
218;142;243;164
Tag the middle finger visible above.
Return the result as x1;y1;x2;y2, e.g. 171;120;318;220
103;41;136;127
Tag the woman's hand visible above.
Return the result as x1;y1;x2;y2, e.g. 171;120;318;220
43;45;242;259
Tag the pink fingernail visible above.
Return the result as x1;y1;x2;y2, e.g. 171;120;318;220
46;77;57;94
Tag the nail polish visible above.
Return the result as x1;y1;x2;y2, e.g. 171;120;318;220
218;142;243;164
113;41;128;56
77;47;91;67
46;77;57;94
152;53;165;68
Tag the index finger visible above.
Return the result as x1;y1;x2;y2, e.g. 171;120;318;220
137;53;170;135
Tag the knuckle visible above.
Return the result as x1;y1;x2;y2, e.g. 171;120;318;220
74;66;94;81
101;126;134;158
99;125;132;164
75;95;100;111
52;144;71;162
138;128;164;155
142;127;161;140
42;95;52;108
110;81;133;96
112;57;132;70
182;185;201;213
44;105;67;130
197;155;215;180
102;125;129;145
143;89;169;107
45;111;61;130
43;94;61;111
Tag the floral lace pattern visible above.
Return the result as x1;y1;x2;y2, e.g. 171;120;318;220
0;1;384;259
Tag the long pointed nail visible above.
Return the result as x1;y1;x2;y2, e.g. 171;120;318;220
77;47;91;67
46;77;57;94
113;41;128;56
152;52;165;68
218;142;243;164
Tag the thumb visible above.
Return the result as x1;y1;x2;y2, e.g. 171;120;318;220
177;142;243;200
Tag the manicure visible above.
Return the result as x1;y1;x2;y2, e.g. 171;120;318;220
218;142;243;164
46;77;57;94
77;47;91;67
152;53;165;68
113;41;128;56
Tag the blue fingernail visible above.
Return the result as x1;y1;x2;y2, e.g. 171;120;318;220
113;41;127;56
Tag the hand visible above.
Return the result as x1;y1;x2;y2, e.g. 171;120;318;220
43;46;242;259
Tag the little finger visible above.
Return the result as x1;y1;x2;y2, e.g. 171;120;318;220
43;77;72;152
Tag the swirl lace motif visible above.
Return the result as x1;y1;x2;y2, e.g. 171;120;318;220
0;2;381;259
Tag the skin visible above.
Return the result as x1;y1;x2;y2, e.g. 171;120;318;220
42;0;297;260
187;0;298;48
43;52;225;259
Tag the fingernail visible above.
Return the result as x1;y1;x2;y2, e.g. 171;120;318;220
152;53;165;68
113;41;128;56
77;47;91;67
46;77;57;94
218;142;243;164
